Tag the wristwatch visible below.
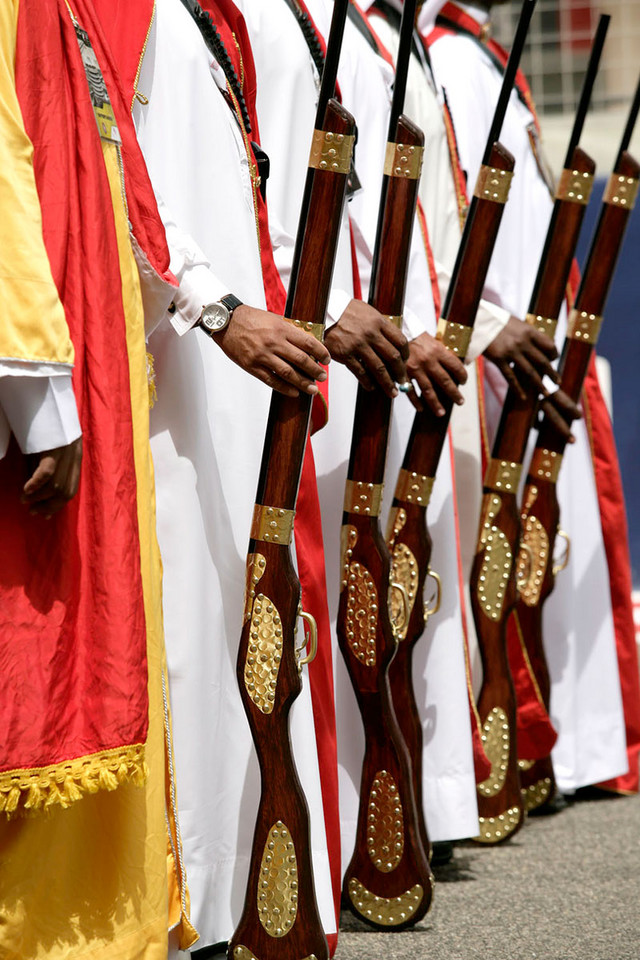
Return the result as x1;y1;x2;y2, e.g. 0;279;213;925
198;293;243;335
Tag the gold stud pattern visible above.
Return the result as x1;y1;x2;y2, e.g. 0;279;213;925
475;806;521;843
340;525;358;592
243;553;266;623
309;129;355;175
473;164;514;204
477;494;513;621
244;594;283;714
529;448;562;484
348;878;424;926
386;506;407;545
367;771;404;873
383;141;424;180
555;168;594;204
286;317;324;341
250;505;295;545
477;707;510;797
566;308;603;345
525;313;558;338
516;515;549;607
345;562;378;666
436;317;472;359
257;821;298;938
522;777;553;812
484;459;522;494
393;469;435;506
344;480;384;517
388;544;418;641
234;949;317;960
603;173;638;209
518;758;535;772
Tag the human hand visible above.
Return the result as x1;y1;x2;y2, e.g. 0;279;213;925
484;316;558;399
21;436;83;518
323;299;409;397
539;388;581;443
214;305;330;397
405;332;468;416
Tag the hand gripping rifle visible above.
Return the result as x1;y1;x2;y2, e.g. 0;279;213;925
384;0;534;851
512;76;640;814
336;0;434;932
228;5;354;960
467;16;609;825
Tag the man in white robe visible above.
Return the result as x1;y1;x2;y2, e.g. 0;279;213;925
424;0;629;791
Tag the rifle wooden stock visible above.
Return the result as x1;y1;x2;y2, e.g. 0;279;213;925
384;142;515;845
338;114;435;932
514;149;640;811
467;147;595;823
229;98;355;960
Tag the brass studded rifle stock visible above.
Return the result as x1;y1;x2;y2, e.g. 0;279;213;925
513;141;640;817
228;5;354;958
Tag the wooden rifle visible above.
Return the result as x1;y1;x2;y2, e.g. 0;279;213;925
512;75;640;813
337;0;434;932
228;4;354;959
467;16;609;825
385;0;535;851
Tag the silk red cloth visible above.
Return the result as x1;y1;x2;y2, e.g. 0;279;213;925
0;0;172;809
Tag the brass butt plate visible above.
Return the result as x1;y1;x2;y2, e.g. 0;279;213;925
344;480;384;517
475;806;521;844
522;777;553;812
525;313;558;338
529;447;562;484
308;129;355;175
436;317;472;359
555;168;594;204
604;173;638;209
250;504;295;545
484;458;522;494
348;878;425;927
383;141;424;180
473;164;513;204
566;308;603;345
394;469;434;506
234;948;318;960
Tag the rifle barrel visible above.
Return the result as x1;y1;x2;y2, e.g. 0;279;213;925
387;0;418;137
615;71;640;167
317;0;349;125
481;0;537;165
563;14;610;167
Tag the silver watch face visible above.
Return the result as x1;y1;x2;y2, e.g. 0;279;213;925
200;301;230;333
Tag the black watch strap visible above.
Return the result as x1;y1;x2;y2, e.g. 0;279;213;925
219;293;243;315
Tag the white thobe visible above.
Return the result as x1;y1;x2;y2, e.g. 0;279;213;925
133;0;335;947
427;1;627;789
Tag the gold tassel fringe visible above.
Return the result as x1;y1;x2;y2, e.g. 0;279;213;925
146;351;157;408
0;743;147;818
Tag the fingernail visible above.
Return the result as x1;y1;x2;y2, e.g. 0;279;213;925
392;389;399;398
318;371;327;381
456;397;465;405
437;407;445;417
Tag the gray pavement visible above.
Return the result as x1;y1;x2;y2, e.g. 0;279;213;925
335;791;640;960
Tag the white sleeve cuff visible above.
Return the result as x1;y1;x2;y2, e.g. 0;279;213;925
0;375;81;454
168;263;231;336
403;305;429;342
326;288;352;331
467;299;511;362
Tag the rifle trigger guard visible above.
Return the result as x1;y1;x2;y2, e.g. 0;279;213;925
389;580;411;639
552;528;571;576
424;568;442;622
516;542;533;585
296;610;318;669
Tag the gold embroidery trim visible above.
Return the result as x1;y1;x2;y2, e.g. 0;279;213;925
309;130;355;175
484;458;522;494
344;480;384;517
604;173;639;209
473;164;513;204
250;505;295;545
567;308;603;345
436;317;472;359
555;168;594;205
383;141;424;180
286;317;324;341
525;313;558;338
394;469;434;506
529;448;562;484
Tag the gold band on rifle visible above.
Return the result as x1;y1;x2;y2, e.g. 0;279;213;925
473;164;513;204
250;504;296;545
529;448;562;484
525;313;558;338
383;141;424;180
344;480;384;517
603;173;639;210
484;459;522;494
567;308;603;345
385;315;403;329
309;129;355;175
555;168;594;205
286;317;324;341
394;469;435;506
436;317;472;359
